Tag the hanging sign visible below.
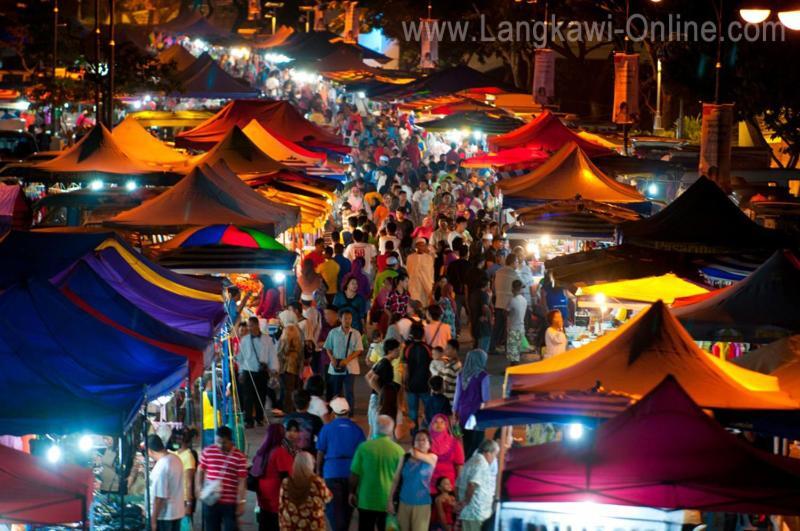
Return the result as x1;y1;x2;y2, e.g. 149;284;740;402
532;48;555;105
612;53;640;125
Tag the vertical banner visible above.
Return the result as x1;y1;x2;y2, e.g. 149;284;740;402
313;5;326;31
247;0;260;20
700;103;734;192
612;53;640;124
532;48;555;105
419;18;439;69
343;1;359;43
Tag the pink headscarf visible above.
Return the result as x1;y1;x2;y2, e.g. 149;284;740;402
429;413;457;456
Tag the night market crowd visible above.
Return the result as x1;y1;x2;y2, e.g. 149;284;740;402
144;105;574;531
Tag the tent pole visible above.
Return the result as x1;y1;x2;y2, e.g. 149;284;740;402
118;433;124;531
211;355;219;433
493;426;510;531
143;391;152;529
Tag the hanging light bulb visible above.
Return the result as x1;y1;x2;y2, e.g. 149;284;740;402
740;8;771;22
778;9;800;30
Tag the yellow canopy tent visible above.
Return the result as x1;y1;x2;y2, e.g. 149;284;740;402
497;142;645;203
577;130;621;151
111;117;191;171
242;120;327;166
734;336;800;401
258;186;330;232
128;110;214;128
579;273;709;305
506;301;799;410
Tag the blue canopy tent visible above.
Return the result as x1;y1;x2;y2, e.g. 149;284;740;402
0;279;188;435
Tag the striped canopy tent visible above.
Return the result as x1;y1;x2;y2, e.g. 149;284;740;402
157;225;297;275
498;142;645;205
111;117;191;171
508;199;640;241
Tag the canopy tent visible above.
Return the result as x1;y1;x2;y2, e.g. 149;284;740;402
673;250;800;343
0;279;188;435
258;184;332;232
176;100;343;152
157;44;197;71
156;10;231;41
4;125;168;182
0;231;225;337
294;47;374;74
475;390;633;430
0;184;30;231
157;224;297;275
242;120;345;179
111;117;190;170
104;163;299;235
462;147;551;172
371;65;512;102
503;376;800;514
488;111;614;157
418;111;524;135
506;301;799;411
734;336;800;400
174;53;259;100
543;245;704;287
0;444;93;526
259;29;390;63
509;200;640;241
619;177;787;253
579;273;709;305
252;24;294;48
498;143;645;204
429;98;501;116
194;126;288;175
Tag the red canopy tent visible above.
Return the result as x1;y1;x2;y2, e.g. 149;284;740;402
175;100;344;152
488;111;613;158
503;376;800;514
462;147;551;172
0;444;93;525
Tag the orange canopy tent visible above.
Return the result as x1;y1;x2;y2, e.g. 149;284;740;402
462;147;551;171
734;336;800;401
506;301;799;411
111;117;191;171
242;120;326;166
175;100;343;151
194;126;288;175
488;110;613;157
29;125;160;179
497;142;644;203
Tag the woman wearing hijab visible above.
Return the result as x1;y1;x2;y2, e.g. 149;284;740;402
279;451;332;530
427;413;465;495
453;349;490;459
257;422;300;531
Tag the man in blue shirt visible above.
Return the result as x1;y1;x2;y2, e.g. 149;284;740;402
333;242;351;289
317;397;366;531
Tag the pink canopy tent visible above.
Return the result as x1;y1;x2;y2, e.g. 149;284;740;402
0;443;93;525
503;376;800;514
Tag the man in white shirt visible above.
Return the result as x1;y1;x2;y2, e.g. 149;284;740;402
448;216;473;248
343;229;377;277
148;434;185;531
237;316;279;428
412;180;435;218
491;254;520;356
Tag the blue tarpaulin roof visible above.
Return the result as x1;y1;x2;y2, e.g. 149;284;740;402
0;279;188;435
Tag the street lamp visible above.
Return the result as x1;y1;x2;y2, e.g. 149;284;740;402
778;8;800;29
738;1;800;29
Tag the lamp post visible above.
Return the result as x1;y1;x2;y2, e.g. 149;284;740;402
108;0;115;127
52;0;59;138
653;57;663;133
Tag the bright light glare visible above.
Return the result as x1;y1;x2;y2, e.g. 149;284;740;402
594;293;607;305
46;445;62;463
647;182;659;195
740;8;771;23
274;272;287;283
230;46;250;59
10;100;30;111
125;180;137;191
778;10;800;30
540;234;551;246
567;423;584;441
291;70;320;84
78;435;93;453
526;241;538;255
356;91;366;98
472;130;483;139
264;52;292;64
133;100;142;110
155;395;172;406
89;179;103;191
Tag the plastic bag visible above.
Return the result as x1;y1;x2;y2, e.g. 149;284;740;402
386;514;400;531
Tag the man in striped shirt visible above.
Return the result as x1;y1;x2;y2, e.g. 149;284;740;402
196;427;248;531
438;339;463;404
